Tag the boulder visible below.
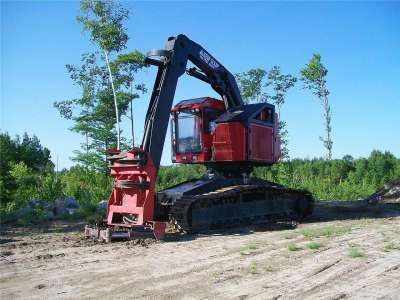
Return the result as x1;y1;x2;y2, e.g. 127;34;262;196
15;206;33;219
98;200;108;212
45;210;55;220
27;199;54;213
54;197;79;216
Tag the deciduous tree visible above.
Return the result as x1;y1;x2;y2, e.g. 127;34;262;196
54;0;146;171
265;66;297;159
235;69;267;104
300;54;333;159
77;0;130;149
235;67;297;159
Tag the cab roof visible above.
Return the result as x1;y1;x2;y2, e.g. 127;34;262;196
216;103;275;123
172;97;225;112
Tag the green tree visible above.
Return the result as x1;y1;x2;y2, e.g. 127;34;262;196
54;0;146;171
266;66;297;117
60;165;111;206
235;67;297;159
266;66;297;159
9;162;39;208
17;133;54;172
235;69;267;104
0;132;55;206
77;0;129;149
253;150;399;201
113;51;147;146
300;54;333;159
0;133;18;203
37;173;63;202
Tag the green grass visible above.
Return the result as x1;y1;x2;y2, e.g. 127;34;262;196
301;225;352;240
384;243;400;252
247;261;275;273
287;242;300;251
263;265;274;272
349;247;365;258
306;242;323;250
249;261;258;274
240;243;258;255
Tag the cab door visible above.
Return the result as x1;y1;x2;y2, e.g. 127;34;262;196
249;107;275;162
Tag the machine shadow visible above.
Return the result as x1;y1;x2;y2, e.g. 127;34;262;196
164;201;400;242
163;222;296;243
305;201;400;223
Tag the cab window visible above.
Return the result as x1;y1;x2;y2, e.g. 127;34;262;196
256;108;273;123
204;108;222;134
175;111;202;153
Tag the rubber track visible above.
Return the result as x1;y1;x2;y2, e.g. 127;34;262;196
170;184;314;232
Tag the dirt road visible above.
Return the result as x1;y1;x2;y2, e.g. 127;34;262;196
1;201;399;299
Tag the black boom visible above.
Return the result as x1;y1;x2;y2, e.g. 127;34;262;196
141;34;244;171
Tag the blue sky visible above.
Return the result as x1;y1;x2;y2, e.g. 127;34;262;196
1;1;399;169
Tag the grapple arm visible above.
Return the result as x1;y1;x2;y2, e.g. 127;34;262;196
142;34;244;172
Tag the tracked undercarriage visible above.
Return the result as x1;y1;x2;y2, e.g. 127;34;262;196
157;175;313;233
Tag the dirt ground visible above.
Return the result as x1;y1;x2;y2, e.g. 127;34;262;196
1;200;399;300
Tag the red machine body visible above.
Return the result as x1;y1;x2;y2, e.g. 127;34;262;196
171;97;281;167
171;97;225;163
104;148;166;239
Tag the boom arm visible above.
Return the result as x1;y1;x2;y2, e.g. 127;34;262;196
142;34;244;171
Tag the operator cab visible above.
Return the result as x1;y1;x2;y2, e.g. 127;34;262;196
171;97;281;166
171;97;225;163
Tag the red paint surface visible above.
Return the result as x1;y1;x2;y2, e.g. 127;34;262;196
171;97;225;112
249;123;273;162
173;97;226;164
213;122;246;161
106;148;156;228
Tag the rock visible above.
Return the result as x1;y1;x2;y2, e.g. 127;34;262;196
15;206;33;218
27;199;42;208
98;200;108;212
64;197;79;209
42;201;54;212
27;199;54;212
45;210;55;220
65;208;77;216
54;197;79;216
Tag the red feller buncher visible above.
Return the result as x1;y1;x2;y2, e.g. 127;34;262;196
85;34;313;242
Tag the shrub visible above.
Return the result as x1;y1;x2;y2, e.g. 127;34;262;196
37;174;63;202
306;242;323;250
16;207;49;226
301;225;352;239
240;243;258;255
287;242;300;251
383;243;400;252
349;247;365;258
60;166;111;207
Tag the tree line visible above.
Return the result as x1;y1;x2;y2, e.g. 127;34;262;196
1;131;399;218
0;132;112;222
157;151;399;201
